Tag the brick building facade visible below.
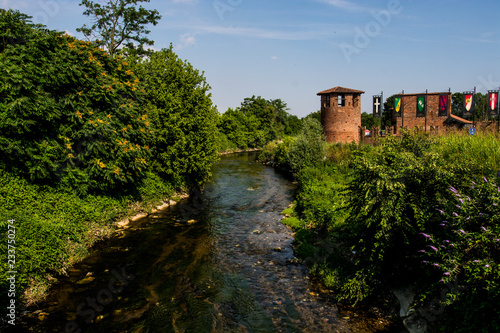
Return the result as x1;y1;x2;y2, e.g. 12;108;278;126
317;86;365;144
392;92;459;132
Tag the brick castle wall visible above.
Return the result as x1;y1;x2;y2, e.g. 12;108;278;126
394;92;452;131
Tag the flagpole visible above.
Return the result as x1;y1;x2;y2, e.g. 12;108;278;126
402;90;404;131
425;89;428;133
381;90;384;136
497;86;500;133
473;86;476;129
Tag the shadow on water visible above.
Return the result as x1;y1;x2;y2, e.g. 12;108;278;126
10;152;402;333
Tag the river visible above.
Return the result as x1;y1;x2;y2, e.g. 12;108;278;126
12;152;400;333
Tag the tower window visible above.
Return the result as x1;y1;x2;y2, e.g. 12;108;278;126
338;94;345;107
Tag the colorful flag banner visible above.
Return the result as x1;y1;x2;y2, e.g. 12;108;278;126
488;91;499;116
394;96;402;117
462;92;474;117
438;94;448;116
416;95;426;117
373;96;382;118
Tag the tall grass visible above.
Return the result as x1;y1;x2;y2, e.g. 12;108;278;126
430;131;500;176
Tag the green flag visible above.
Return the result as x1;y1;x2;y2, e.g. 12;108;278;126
394;97;402;117
417;95;425;117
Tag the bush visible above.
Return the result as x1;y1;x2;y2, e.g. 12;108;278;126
0;10;151;194
416;176;500;332
287;117;327;175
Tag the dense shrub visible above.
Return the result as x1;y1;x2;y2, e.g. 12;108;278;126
287;117;327;175
130;47;219;188
417;176;500;332
0;9;152;194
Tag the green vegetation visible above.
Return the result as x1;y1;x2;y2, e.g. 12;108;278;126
0;8;218;309
262;130;500;331
130;46;220;188
218;96;301;150
0;10;151;194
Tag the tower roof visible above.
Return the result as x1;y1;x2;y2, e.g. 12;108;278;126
317;86;365;95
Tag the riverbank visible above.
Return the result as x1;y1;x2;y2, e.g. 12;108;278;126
260;131;500;332
0;169;188;315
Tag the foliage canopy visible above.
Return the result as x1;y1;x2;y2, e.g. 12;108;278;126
130;46;220;188
0;9;151;194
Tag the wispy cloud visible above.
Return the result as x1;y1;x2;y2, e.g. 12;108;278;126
175;33;196;50
193;24;338;41
1;0;28;9
172;0;198;4
271;56;279;60
460;36;497;44
317;0;372;12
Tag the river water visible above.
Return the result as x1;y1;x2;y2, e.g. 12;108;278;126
13;152;399;333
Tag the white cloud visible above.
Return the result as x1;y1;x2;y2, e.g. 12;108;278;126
318;0;371;12
271;56;279;60
175;33;196;50
193;25;334;41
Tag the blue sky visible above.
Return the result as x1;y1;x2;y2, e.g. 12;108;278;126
3;0;500;117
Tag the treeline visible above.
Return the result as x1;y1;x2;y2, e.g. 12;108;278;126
217;96;302;151
260;130;500;332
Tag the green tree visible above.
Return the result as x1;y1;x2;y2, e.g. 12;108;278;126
131;46;219;188
475;92;489;121
360;112;381;129
0;9;38;52
284;114;302;136
287;117;327;175
304;110;321;124
219;96;293;149
219;108;251;149
382;95;396;129
77;0;161;58
0;9;151;194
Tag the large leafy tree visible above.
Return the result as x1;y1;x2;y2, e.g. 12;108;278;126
77;0;161;58
131;46;219;188
0;9;151;194
219;96;295;149
360;112;381;129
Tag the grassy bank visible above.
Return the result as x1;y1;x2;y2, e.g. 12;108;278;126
260;130;500;332
0;169;176;307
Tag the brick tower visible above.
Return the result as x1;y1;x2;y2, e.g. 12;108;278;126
317;86;365;144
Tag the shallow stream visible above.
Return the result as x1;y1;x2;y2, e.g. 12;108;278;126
13;152;399;333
